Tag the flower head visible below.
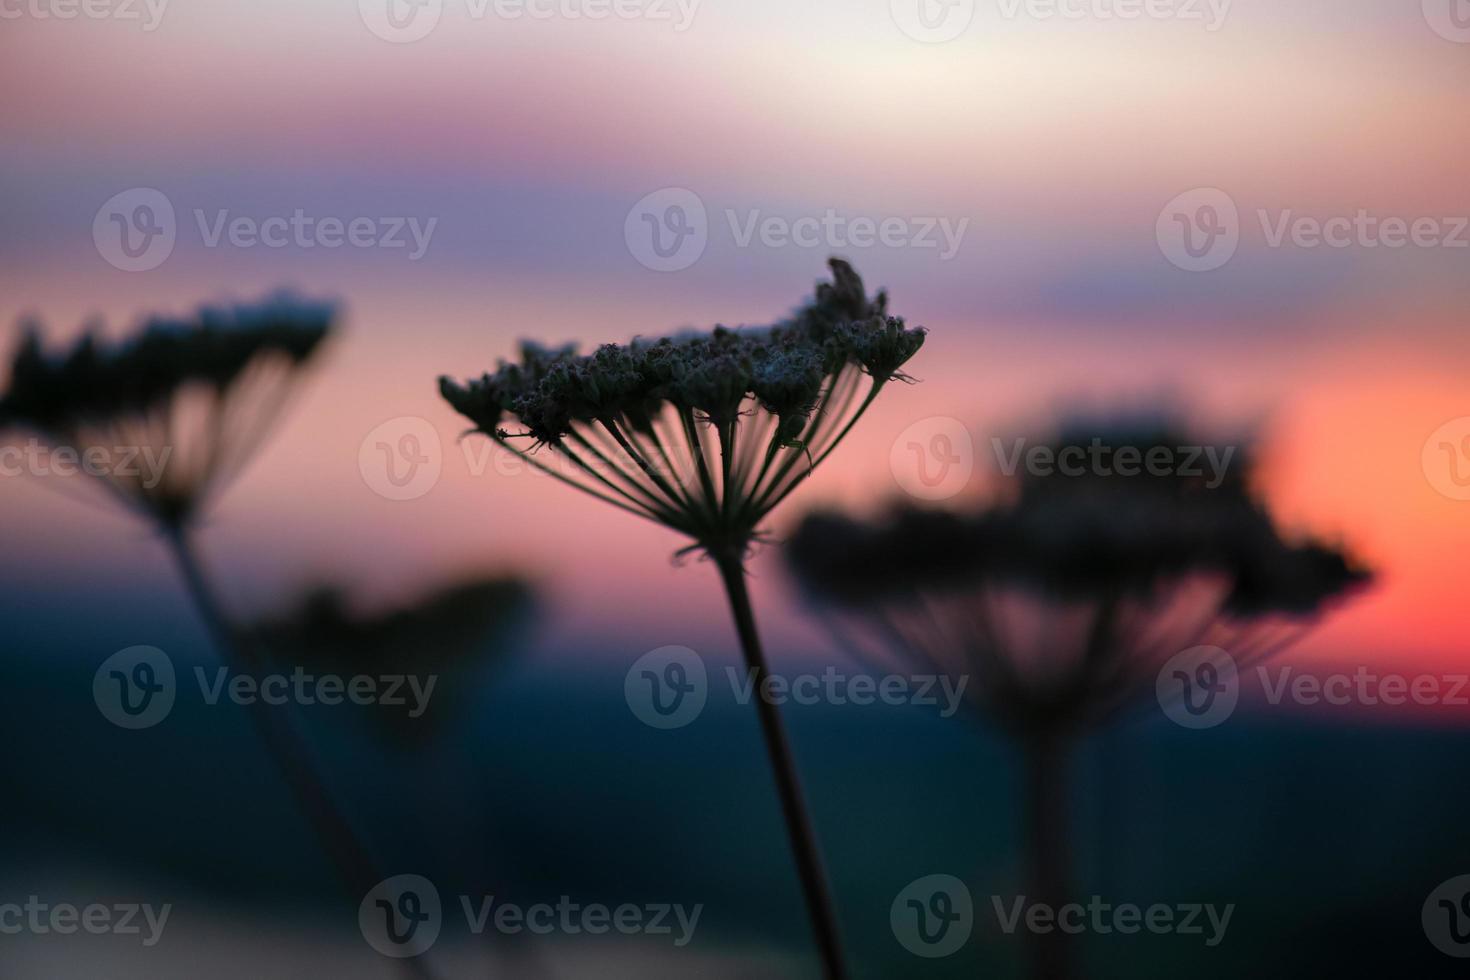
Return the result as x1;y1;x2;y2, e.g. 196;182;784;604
247;575;534;742
0;292;335;527
440;260;924;557
786;413;1371;732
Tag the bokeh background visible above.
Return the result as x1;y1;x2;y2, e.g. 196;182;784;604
2;0;1468;976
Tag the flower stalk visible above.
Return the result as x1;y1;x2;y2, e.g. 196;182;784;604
441;260;924;978
2;296;443;979
713;548;849;979
784;415;1374;980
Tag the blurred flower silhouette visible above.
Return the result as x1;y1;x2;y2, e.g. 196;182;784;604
0;293;331;527
440;259;926;979
249;574;534;742
0;297;447;978
785;411;1371;980
248;573;546;975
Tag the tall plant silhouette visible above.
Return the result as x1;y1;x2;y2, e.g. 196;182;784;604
440;259;925;978
785;413;1370;980
250;574;534;743
248;574;545;973
0;297;437;979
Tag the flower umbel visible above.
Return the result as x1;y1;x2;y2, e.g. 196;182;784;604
785;412;1371;980
0;293;334;527
248;575;534;741
786;415;1372;730
439;259;924;557
439;260;918;980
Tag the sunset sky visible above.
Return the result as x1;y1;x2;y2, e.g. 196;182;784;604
3;0;1467;692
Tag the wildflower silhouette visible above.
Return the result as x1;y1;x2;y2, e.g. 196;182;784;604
249;574;534;742
785;413;1370;980
2;297;438;979
249;574;546;975
440;259;925;979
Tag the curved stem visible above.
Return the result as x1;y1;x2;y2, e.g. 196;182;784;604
161;524;441;980
712;552;849;980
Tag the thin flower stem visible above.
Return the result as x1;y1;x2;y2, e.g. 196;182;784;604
680;407;722;523
598;417;689;514
729;402;772;493
565;429;683;523
718;419;738;525
492;435;665;525
736;435;785;528
631;417;699;514
742;371;861;522
160;525;441;980
759;382;884;516
712;551;849;980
